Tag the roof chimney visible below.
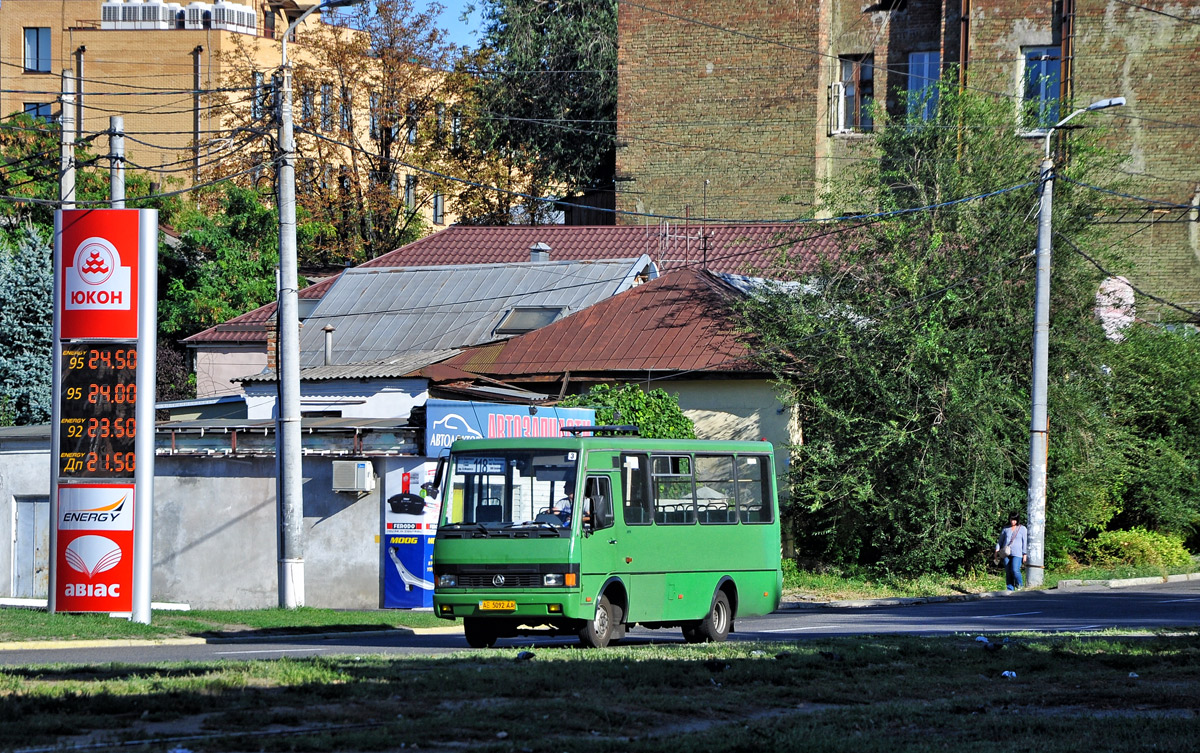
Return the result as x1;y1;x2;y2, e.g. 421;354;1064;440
323;325;335;366
530;242;551;263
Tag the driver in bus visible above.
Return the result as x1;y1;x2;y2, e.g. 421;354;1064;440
550;483;574;525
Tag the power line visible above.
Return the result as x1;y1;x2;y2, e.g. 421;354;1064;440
1110;0;1200;26
1056;231;1200;322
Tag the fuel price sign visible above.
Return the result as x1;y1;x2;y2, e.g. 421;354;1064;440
58;344;138;478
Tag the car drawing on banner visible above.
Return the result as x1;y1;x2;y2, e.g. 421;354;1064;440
429;413;482;449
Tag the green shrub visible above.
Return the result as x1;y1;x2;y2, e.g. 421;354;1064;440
781;557;801;590
1084;527;1192;568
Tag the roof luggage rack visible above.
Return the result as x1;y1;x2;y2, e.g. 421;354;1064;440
560;425;641;436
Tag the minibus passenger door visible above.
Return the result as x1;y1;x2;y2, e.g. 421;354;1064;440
578;474;620;586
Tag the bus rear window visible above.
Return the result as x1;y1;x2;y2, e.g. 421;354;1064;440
737;455;772;523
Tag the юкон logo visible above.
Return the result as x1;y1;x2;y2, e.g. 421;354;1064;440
64;237;132;310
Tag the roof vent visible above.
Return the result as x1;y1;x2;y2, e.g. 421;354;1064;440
529;242;551;263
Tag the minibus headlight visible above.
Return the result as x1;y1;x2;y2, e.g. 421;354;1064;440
543;573;565;587
436;574;457;588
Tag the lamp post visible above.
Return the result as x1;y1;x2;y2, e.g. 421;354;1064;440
276;0;361;608
1025;96;1125;588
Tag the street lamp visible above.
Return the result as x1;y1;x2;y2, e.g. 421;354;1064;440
1025;96;1125;588
276;0;362;608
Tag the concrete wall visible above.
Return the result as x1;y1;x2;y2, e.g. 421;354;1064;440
669;378;795;489
0;431;401;609
193;346;267;399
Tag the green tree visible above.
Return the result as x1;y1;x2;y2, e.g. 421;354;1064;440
0;225;53;425
559;383;695;439
472;0;617;218
741;79;1129;574
159;184;285;340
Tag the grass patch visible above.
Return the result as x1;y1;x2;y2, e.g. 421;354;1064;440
0;607;451;643
0;633;1197;751
783;557;1200;602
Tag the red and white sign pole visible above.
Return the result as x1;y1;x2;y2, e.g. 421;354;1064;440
50;209;157;623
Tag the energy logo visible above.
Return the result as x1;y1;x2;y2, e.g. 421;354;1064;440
64;535;123;578
65;237;132;310
58;485;134;532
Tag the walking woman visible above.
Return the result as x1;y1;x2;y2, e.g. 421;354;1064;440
995;514;1028;590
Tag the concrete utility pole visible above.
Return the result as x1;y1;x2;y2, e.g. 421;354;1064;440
276;0;363;608
1026;96;1124;587
60;71;76;209
110;116;125;208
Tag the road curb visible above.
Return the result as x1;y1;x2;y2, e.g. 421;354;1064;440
780;573;1199;610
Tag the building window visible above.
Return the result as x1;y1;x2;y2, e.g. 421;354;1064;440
263;9;275;39
435;102;445;141
23;28;51;72
301;87;314;123
1023;46;1061;132
451;109;462;150
831;55;873;134
251;72;264;119
406;100;418;145
907;51;940;120
321;83;333;131
404;174;417;209
369;93;379;140
23;102;54;121
432;192;444;224
340;87;352;132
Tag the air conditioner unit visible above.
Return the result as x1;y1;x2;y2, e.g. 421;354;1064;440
332;460;375;493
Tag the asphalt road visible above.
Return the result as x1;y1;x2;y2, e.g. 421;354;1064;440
1;580;1196;666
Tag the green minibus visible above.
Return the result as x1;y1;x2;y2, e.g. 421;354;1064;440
430;430;782;647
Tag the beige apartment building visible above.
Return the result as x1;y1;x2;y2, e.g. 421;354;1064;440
1;0;456;233
0;0;312;181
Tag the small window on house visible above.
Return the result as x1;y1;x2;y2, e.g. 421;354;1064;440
263;9;275;38
1022;46;1061;132
23;102;54;121
435;102;445;141
321;83;333;131
369;93;379;140
907;51;940;120
831;54;873;134
494;306;564;335
24;28;51;72
432;192;445;224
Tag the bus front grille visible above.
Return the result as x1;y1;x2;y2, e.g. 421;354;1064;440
458;573;543;588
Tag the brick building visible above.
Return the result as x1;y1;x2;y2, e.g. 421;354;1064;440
616;1;1200;313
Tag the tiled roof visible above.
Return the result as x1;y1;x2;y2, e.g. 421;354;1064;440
184;222;836;346
371;223;834;274
436;268;764;379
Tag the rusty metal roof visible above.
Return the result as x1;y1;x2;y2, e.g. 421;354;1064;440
437;268;765;379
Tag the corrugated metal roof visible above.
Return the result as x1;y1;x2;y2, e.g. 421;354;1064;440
436;268;764;378
297;257;653;368
183;224;837;346
240;348;460;383
181;275;338;345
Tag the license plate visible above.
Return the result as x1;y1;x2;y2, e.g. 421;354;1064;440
479;600;516;611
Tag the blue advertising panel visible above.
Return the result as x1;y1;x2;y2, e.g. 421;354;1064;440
425;399;596;454
383;461;438;608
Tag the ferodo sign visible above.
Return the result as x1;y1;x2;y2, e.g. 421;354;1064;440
59;210;139;340
56;484;134;612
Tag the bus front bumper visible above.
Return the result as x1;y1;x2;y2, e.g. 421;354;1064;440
434;590;583;620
